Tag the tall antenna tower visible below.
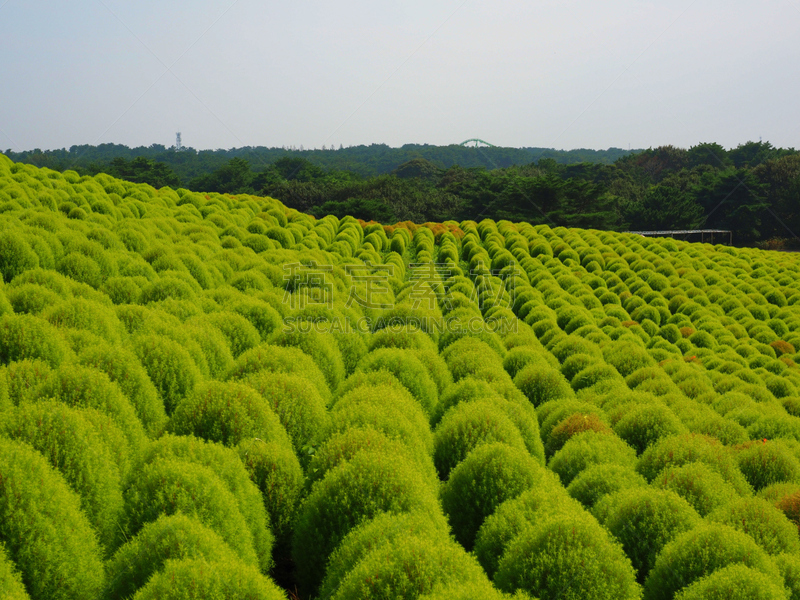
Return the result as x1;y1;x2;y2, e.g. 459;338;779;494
175;132;182;151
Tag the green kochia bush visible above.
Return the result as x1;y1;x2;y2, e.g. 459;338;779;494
3;401;124;551
355;348;439;417
242;371;329;454
226;343;331;403
0;313;68;367
672;564;788;600
327;530;490;600
319;512;449;599
133;333;202;414
36;363;147;453
652;462;741;516
643;523;782;600
131;558;286;600
292;450;443;597
168;380;292;449
567;464;648;508
270;329;345;393
707;497;800;555
473;482;580;579
132;434;274;572
637;433;753;496
548;431;637;486
308;426;438;494
433;399;528;479
513;364;574;407
0;543;29;600
736;440;800;492
120;458;262;569
494;512;641;600
78;343;167;437
595;488;702;582
0;437;105;600
441;442;547;550
237;438;304;543
104;513;241;600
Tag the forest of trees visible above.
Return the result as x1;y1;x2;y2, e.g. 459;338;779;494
4;141;800;247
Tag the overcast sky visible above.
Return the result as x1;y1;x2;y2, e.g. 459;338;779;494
1;0;799;152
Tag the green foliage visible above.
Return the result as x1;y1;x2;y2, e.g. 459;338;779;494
130;558;285;600
133;333;202;414
643;523;781;600
0;543;30;600
355;347;439;416
637;433;753;495
653;462;741;516
2;401;124;550
548;431;637;486
104;513;241;599
0;437;105;600
120;457;261;569
78;343;166;437
441;443;547;549
168;380;291;449
434;400;528;479
673;564;788;600
494;512;641;600
0;314;68;367
708;497;800;555
236;437;304;544
226;343;331;403
596;487;701;582
0;230;39;283
292;450;442;596
737;440;800;492
513;364;574;407
567;464;648;508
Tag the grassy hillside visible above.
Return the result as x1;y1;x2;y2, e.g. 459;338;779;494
2;155;800;599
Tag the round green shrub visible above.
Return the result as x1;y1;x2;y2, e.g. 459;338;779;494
494;512;641;600
548;431;637;486
6;283;62;315
472;479;578;575
432;377;506;425
133;333;202;414
546;411;611;457
131;558;285;600
637;433;753;495
513;365;574;407
36;363;147;452
78;344;167;437
0;437;105;600
269;328;345;393
319;512;449;599
120;458;260;568
327;383;433;457
194;311;261;358
104;513;241;600
308;426;438;494
2;358;52;405
328;530;488;600
183;321;234;379
571;363;625;391
237;438;304;542
0;543;29;600
708;497;800;555
774;553;800;600
168;380;292;449
434;399;528;479
737;440;800;492
596;487;701;582
241;371;328;454
653;462;741;516
0;230;39;283
441;442;546;550
673;564;788;600
355;348;439;416
614;403;686;454
134;435;274;573
3;401;124;550
567;464;648;508
291;450;442;596
643;523;781;600
0;314;68;367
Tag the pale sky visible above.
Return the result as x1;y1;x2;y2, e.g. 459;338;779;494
1;0;799;152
